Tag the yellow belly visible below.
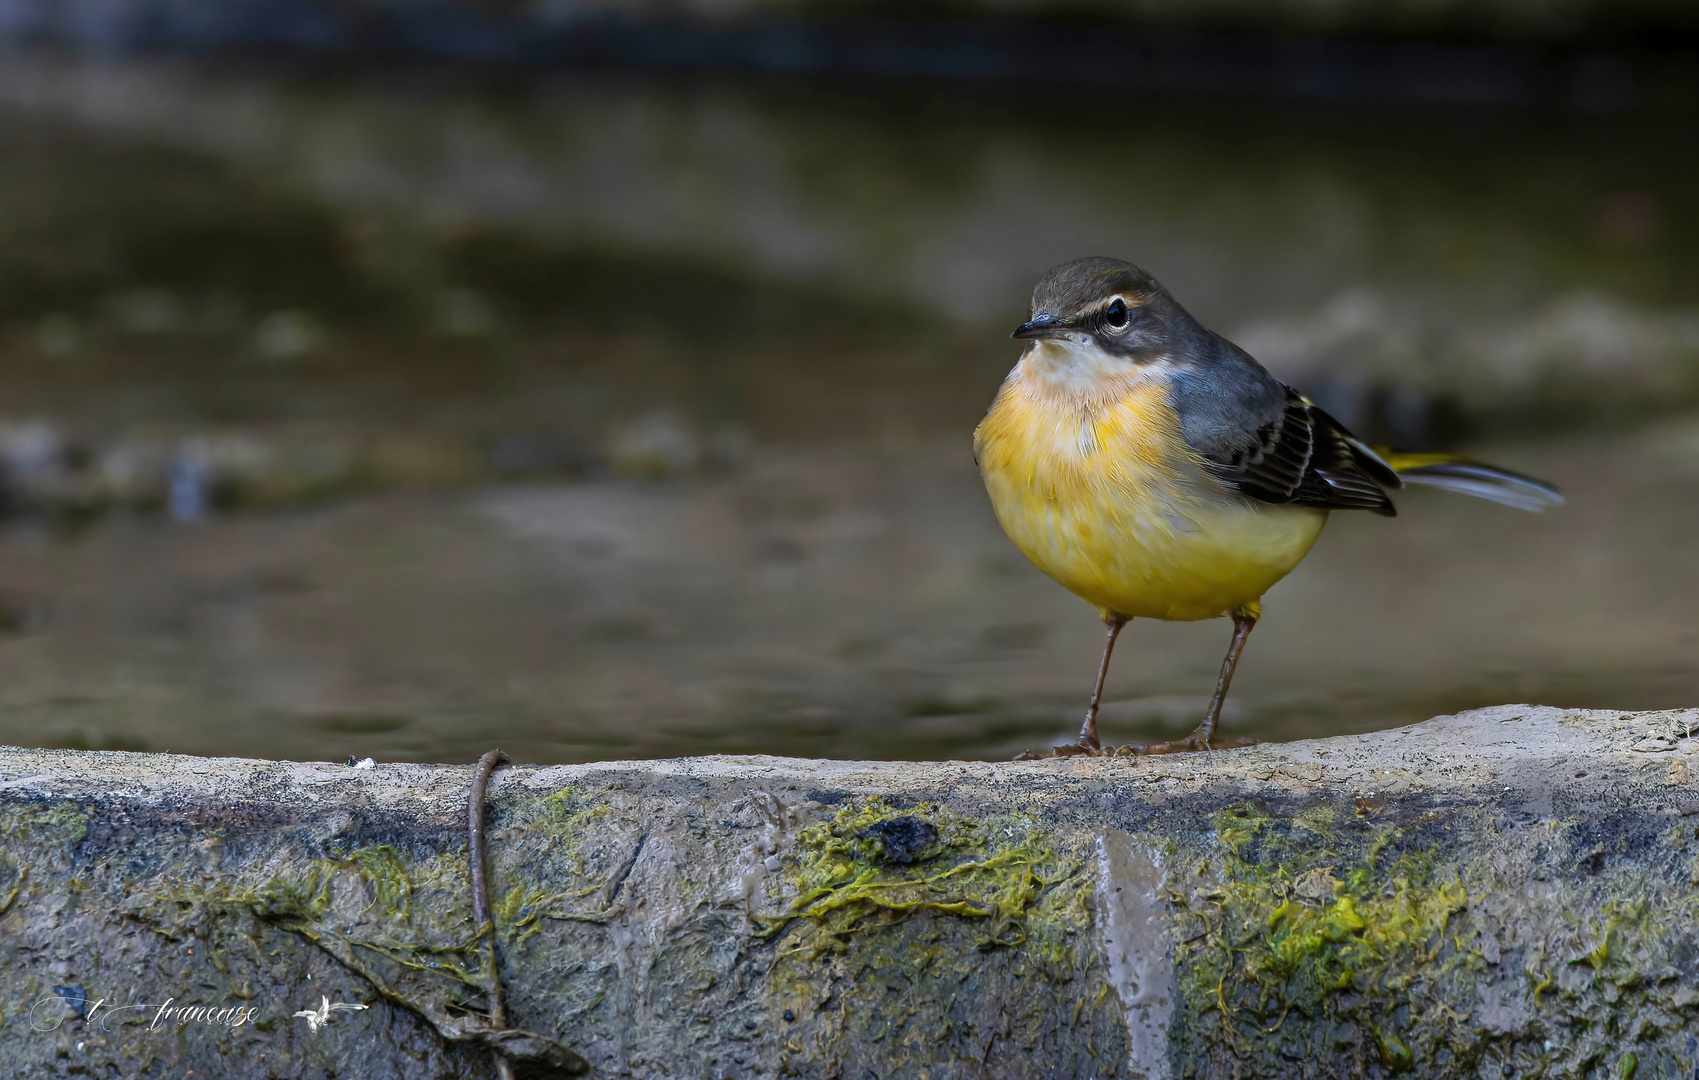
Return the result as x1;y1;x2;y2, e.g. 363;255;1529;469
974;371;1326;622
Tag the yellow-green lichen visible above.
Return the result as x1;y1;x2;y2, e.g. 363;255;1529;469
496;787;633;936
760;799;1122;1074
529;788;616;863
0;802;91;921
203;791;635;1000
1375;1027;1414;1072
760;798;1081;954
0;863;25;918
3;802;91;846
1175;803;1471;1076
1571;899;1643;972
1179;807;1685;1077
212;845;487;992
1530;966;1554;1006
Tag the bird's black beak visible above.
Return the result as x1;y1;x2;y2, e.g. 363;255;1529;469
1011;314;1066;340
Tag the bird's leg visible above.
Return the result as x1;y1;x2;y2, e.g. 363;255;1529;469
1078;615;1128;751
1192;612;1257;750
1124;611;1259;756
1025;615;1127;758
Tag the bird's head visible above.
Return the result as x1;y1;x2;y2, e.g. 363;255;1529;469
1012;255;1185;350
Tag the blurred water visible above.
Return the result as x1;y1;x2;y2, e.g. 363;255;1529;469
0;55;1695;763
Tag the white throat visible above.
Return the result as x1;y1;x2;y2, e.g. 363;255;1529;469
1018;337;1170;399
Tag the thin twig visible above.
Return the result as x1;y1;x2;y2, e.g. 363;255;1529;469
470;749;516;1080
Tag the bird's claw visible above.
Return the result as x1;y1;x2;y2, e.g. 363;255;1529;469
1014;737;1102;760
1014;730;1253;761
1054;739;1101;757
1122;732;1259;756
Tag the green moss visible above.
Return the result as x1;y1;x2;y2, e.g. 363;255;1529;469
1178;803;1471;1076
494;787;628;939
3;802;91;846
0;859;25;918
1291;805;1337;837
760;798;1121;1073
529;789;616;860
213;844;486;992
262;846;413;919
1375;1027;1414;1072
0;802;92;919
760;798;1079;952
198;793;633;998
1176;809;1695;1077
1530;966;1554;1006
1571;900;1641;971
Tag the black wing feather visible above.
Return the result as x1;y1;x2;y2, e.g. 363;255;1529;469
1165;325;1400;515
1204;390;1401;516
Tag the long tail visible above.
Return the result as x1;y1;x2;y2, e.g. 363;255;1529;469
1379;452;1565;512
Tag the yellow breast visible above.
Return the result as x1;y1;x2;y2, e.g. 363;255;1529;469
973;357;1326;622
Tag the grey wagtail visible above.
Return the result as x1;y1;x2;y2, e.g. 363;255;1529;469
974;257;1562;758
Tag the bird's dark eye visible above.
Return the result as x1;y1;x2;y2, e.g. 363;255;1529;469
1104;298;1130;329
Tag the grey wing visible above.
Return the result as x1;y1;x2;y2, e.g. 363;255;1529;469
1170;339;1401;516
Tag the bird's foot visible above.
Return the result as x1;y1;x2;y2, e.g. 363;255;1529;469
1013;731;1256;760
1014;735;1103;760
1120;731;1259;756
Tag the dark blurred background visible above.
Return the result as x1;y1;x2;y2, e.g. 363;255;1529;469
0;0;1695;764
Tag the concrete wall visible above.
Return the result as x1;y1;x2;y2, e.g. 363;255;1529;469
3;704;1697;1077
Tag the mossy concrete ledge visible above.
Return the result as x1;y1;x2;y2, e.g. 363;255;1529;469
2;705;1698;1079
